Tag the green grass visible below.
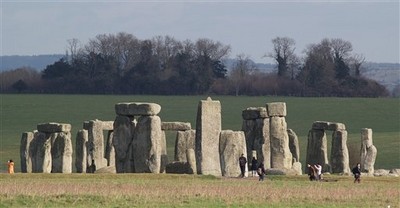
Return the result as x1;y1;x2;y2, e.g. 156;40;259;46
0;94;399;172
0;173;398;207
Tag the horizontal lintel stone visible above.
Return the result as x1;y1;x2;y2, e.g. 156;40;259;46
161;122;191;131
37;122;71;133
242;107;269;120
115;102;161;116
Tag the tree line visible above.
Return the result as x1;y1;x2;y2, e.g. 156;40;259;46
0;32;389;97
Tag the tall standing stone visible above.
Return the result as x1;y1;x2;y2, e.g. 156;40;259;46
331;130;350;174
50;132;73;173
133;115;162;173
84;120;108;170
186;148;197;174
105;131;115;167
360;128;377;174
287;129;300;163
195;97;222;176
113;115;135;173
20;132;35;173
306;129;330;173
219;130;247;177
30;132;52;173
269;116;292;169
75;129;88;173
174;130;196;162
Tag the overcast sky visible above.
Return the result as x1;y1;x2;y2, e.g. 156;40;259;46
1;1;399;64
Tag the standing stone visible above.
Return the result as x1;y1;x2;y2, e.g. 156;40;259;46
306;129;330;173
360;128;377;174
219;130;247;177
105;130;115;167
113;115;135;173
331;130;350;174
270;116;292;169
195;97;222;176
287;129;300;163
133;115;162;173
186;148;197;174
242;119;256;165
84;120;108;170
75;129;88;173
174;130;196;162
254;118;270;169
20;132;34;173
30;132;52;173
160;131;168;173
50;132;73;173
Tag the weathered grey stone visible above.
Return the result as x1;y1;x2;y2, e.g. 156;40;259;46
102;121;114;131
165;161;192;174
361;128;373;148
50;132;73;173
37;123;71;133
30;132;52;173
160;131;168;173
389;169;400;175
242;118;270;169
75;129;88;173
20;132;34;173
242;107;268;120
133;115;162;173
373;169;390;176
186;148;197;174
266;102;286;117
266;168;298;175
105;130;115;167
287;129;300;163
115;102;161;116
292;162;302;175
305;129;330;173
330;130;350;174
175;130;196;162
219;130;247;177
84;120;108;170
161;122;191;131
195;97;222;176
361;145;377;174
312;121;345;131
113;115;135;173
270;116;292;169
95;165;116;174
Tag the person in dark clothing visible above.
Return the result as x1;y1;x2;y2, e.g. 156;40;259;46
238;154;247;178
257;162;266;181
352;163;361;183
307;164;317;181
251;157;258;177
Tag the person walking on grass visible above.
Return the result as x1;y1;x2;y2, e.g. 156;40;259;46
257;162;266;181
352;163;361;183
7;159;14;174
239;154;247;178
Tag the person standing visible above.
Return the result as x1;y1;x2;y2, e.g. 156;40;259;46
7;159;14;174
352;163;361;183
238;154;247;178
257;162;266;181
251;157;258;177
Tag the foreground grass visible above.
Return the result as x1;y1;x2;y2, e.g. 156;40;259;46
0;173;398;207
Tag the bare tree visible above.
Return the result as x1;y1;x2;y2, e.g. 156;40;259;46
230;54;257;96
267;37;298;78
348;54;365;76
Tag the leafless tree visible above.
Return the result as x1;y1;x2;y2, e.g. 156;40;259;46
267;37;298;78
230;54;257;96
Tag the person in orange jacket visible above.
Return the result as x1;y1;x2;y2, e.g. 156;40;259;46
7;159;14;174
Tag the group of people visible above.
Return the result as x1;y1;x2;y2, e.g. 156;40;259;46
307;162;362;183
239;154;266;181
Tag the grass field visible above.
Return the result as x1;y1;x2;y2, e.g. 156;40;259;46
0;94;399;172
0;173;398;207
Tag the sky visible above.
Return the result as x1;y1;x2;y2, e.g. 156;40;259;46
1;1;399;64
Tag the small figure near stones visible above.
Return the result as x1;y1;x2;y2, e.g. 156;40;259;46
352;163;361;183
7;159;14;174
315;163;322;181
89;159;96;173
251;157;258;177
257;162;266;181
238;154;247;178
307;164;317;181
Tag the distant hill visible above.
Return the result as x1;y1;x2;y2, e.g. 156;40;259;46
1;55;399;93
0;54;64;71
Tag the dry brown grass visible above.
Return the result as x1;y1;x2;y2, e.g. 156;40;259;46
0;173;398;207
